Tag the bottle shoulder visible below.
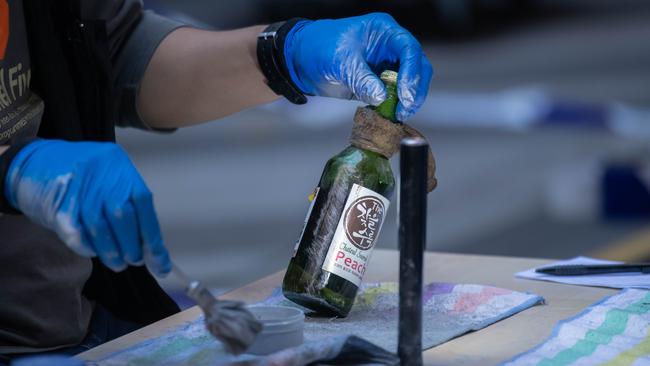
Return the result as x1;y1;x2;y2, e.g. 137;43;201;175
322;145;395;197
329;146;387;164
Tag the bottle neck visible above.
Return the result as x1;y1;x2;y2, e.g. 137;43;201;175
375;81;398;122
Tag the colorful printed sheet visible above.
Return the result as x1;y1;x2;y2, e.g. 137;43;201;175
95;319;245;366
261;282;543;352
96;282;543;366
503;289;650;366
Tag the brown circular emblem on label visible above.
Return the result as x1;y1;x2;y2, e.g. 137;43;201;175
344;196;386;250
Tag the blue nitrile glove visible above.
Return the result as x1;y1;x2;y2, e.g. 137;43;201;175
284;13;433;121
4;139;171;276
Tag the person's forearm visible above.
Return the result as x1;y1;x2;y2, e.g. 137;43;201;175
137;25;279;129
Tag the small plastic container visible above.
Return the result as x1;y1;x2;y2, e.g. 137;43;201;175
246;305;305;355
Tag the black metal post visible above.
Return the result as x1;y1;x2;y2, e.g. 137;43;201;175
398;137;428;366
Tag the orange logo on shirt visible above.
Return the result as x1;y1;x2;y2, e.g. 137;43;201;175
0;0;8;60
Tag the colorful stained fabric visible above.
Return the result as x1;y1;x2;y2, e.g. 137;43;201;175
95;282;543;366
261;282;543;352
503;289;650;366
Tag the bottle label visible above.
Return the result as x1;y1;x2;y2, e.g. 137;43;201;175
321;183;390;286
292;187;320;257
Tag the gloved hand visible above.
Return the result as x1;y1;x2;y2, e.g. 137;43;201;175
284;13;433;121
4;139;171;276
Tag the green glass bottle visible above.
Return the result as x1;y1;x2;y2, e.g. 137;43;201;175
282;71;400;317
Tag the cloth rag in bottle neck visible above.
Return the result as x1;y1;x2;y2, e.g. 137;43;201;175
349;106;437;192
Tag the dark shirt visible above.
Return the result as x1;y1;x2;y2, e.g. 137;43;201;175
0;0;182;353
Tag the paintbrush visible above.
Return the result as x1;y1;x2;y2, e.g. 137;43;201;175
172;263;262;354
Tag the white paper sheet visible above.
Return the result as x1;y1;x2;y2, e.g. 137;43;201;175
516;256;650;289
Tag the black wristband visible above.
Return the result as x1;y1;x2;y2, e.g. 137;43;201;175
0;138;37;214
257;18;308;105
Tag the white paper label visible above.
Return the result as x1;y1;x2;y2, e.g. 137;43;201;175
321;183;390;286
292;187;320;257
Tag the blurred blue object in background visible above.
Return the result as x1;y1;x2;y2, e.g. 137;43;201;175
544;157;650;222
417;87;650;137
542;100;607;129
603;163;650;220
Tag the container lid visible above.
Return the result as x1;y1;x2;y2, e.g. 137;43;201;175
248;306;304;334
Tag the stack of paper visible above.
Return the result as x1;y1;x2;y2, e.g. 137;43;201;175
516;256;650;289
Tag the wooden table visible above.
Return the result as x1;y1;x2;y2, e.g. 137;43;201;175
78;249;617;365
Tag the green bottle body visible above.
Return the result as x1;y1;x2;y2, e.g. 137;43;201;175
282;146;395;316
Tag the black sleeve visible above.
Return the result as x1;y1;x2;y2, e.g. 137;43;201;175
0;138;36;214
94;0;185;130
79;0;143;60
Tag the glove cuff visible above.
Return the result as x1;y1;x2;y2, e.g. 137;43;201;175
281;19;311;96
0;137;37;214
257;18;309;104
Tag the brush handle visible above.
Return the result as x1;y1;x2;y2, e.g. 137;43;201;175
172;264;217;309
171;264;192;285
172;263;262;355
